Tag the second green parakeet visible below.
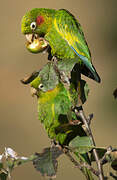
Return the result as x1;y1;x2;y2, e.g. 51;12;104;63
24;62;93;179
25;62;89;145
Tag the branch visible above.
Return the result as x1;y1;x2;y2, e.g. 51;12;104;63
75;106;105;180
64;148;99;177
100;146;113;165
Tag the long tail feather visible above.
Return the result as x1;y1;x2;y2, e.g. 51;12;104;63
71;46;101;83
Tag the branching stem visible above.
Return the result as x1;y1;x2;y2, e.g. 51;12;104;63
76;107;104;180
65;149;99;177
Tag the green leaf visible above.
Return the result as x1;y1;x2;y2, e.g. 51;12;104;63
69;136;94;154
39;63;59;91
58;58;78;77
0;173;8;180
33;147;63;178
23;63;59;91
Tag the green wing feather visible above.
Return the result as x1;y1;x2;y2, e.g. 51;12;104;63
54;9;91;59
48;9;100;83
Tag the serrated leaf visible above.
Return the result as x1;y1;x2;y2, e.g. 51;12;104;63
58;58;78;77
33;147;63;178
69;136;94;154
39;63;59;91
58;59;82;85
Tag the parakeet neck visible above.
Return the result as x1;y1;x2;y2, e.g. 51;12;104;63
38;83;64;103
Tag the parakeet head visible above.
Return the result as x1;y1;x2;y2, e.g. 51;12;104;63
30;76;48;96
30;75;65;103
21;8;56;53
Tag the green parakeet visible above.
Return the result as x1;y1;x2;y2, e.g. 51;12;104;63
21;61;89;144
27;62;79;144
22;62;93;179
21;8;101;83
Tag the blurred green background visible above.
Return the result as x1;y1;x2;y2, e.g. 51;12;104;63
0;0;117;179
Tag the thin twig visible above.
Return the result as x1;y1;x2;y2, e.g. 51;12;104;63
64;149;99;177
87;114;93;126
100;146;112;165
75;107;104;180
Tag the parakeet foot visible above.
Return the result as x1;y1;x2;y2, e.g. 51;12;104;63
51;140;57;148
69;119;81;126
59;71;70;85
50;140;62;151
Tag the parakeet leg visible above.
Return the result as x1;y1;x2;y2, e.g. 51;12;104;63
59;71;70;85
50;139;58;147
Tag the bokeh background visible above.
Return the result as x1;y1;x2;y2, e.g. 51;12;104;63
0;0;117;179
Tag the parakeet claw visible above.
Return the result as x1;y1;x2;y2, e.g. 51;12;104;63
51;140;57;147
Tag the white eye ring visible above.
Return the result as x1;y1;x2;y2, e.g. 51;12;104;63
30;22;37;30
38;84;44;89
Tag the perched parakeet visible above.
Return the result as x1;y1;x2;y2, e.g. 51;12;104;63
21;8;101;83
21;61;88;144
22;62;93;179
27;63;78;144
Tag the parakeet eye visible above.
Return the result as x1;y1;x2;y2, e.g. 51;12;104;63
30;22;37;30
38;84;44;89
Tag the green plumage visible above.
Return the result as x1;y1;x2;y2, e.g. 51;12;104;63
29;62;88;144
30;70;78;144
21;8;98;179
29;62;93;179
21;8;101;83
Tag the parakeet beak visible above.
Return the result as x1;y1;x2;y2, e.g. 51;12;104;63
25;34;48;53
25;34;37;43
